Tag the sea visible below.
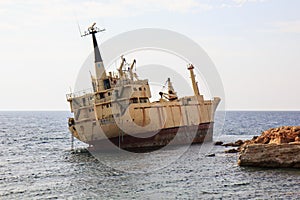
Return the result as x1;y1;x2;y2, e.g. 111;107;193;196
0;111;299;199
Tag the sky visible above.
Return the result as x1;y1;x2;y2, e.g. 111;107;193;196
0;0;299;111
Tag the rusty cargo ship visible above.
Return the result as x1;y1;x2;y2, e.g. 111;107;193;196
67;23;221;152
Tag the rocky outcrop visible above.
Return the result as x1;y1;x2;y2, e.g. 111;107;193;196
242;126;300;146
238;126;300;168
214;140;245;154
238;143;300;168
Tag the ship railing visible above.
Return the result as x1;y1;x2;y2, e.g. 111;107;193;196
115;79;149;86
66;88;94;99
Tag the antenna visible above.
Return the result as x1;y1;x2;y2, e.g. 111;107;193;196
76;20;82;37
73;12;83;37
81;22;105;37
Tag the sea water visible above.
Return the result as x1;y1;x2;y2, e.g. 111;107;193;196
0;111;299;199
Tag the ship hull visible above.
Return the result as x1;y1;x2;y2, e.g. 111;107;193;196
88;122;213;152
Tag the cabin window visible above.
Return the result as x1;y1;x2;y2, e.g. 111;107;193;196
130;98;138;104
144;88;146;91
139;98;149;103
99;93;105;99
103;79;111;89
139;87;142;91
82;98;86;106
108;92;111;96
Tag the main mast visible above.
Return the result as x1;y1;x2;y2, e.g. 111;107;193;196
82;23;107;91
187;64;200;96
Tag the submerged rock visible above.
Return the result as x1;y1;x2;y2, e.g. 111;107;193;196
225;148;239;153
214;141;223;146
222;140;244;147
205;153;216;157
238;126;300;168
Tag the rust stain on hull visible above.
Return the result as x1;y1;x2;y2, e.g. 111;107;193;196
89;122;213;153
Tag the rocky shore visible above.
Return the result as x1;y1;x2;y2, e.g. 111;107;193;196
238;143;300;168
241;126;300;146
216;126;300;168
238;126;300;168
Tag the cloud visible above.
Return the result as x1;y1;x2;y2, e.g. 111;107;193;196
221;0;267;8
0;0;269;30
232;0;266;4
0;0;213;30
64;0;213;18
0;0;212;19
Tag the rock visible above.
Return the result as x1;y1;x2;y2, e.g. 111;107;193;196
238;126;300;168
241;126;300;147
222;140;244;147
234;140;244;146
251;136;258;140
214;141;223;146
292;126;300;132
225;148;239;153
222;142;234;147
238;143;300;168
206;153;215;157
